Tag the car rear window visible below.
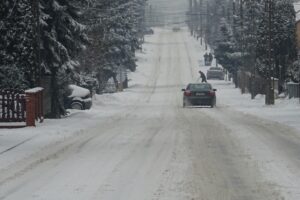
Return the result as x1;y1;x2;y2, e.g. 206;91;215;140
188;84;212;90
209;67;222;71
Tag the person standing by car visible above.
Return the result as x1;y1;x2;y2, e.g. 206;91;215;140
199;70;207;83
208;53;213;63
203;53;209;64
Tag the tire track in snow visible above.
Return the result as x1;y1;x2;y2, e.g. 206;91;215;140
0;136;37;155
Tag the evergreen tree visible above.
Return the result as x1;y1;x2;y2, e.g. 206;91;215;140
214;18;241;87
256;0;297;81
0;0;35;88
213;0;297;86
40;0;88;117
274;0;297;83
79;0;147;92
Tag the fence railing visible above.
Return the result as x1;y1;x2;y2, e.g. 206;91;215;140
237;71;267;96
0;87;44;128
0;89;26;124
287;83;300;99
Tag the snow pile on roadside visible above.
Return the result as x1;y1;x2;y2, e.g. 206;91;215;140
215;81;300;131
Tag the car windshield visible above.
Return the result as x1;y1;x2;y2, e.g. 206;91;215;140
187;84;212;91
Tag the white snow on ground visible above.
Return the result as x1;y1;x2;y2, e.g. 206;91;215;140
0;27;300;200
216;82;300;131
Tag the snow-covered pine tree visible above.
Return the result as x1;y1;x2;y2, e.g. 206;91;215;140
242;0;263;71
256;0;297;82
0;0;35;88
213;0;297;86
273;0;297;83
78;0;146;92
40;0;88;117
214;18;241;87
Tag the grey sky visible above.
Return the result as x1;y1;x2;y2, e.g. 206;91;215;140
146;0;189;26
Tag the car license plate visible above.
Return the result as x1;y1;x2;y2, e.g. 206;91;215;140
196;93;205;96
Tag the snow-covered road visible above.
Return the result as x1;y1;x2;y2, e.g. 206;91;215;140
1;28;300;200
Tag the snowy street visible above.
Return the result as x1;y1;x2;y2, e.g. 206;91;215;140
1;28;300;200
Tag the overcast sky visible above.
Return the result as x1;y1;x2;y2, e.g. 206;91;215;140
147;0;189;27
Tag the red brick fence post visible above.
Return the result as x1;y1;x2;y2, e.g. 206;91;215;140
25;87;44;127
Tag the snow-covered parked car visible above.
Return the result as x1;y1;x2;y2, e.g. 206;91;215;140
206;67;225;80
64;85;92;110
144;28;154;35
172;26;181;32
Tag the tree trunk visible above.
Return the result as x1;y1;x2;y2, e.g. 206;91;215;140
49;70;66;118
49;70;60;118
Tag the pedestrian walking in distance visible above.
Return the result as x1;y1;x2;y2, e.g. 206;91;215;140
199;70;207;83
208;53;213;63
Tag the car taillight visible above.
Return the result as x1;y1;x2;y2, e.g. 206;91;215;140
184;90;192;96
208;91;215;96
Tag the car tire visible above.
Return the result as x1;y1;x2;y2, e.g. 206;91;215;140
183;101;187;108
210;100;215;108
71;101;84;110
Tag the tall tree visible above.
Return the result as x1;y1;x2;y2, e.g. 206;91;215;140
212;0;297;86
0;0;35;88
256;0;296;81
78;0;147;92
39;0;88;117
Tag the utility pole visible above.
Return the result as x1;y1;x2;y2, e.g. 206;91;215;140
250;0;256;99
199;0;203;45
247;0;256;99
193;0;198;37
232;0;236;34
189;0;193;35
240;0;246;94
31;0;41;87
205;1;209;50
265;0;275;105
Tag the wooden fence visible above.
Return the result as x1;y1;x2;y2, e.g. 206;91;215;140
25;87;44;126
0;89;26;124
0;88;44;128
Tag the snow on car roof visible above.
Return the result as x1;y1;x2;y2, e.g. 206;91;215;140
209;67;222;70
68;84;90;98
